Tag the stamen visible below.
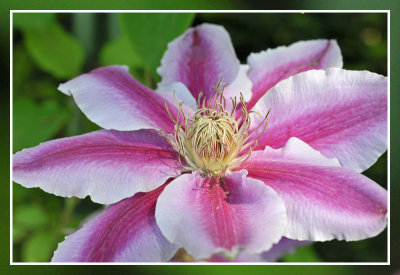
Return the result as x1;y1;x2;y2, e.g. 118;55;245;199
161;79;270;176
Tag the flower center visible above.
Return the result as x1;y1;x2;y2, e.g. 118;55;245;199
188;112;235;160
185;110;238;174
161;80;269;177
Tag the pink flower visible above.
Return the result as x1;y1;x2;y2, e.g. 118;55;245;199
13;23;387;262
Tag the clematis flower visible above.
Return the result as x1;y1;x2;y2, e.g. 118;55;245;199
13;23;387;262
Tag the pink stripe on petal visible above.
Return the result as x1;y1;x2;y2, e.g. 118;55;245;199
13;129;181;204
239;138;387;242
246;39;342;111
157;23;240;101
52;184;179;262
58;65;178;132
155;171;286;259
251;68;387;172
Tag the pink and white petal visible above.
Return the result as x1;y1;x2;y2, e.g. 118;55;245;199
52;184;179;262
13;129;181;204
238;138;387;242
155;170;287;259
250;68;387;172
247;237;311;262
157;82;197;114
223;65;253;101
246;39;342;110
273;137;340;168
58;65;178;132
157;23;240;101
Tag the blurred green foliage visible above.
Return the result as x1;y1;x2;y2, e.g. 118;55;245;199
12;12;387;263
282;245;321;262
13;98;69;150
13;13;56;32
14;13;85;79
119;13;195;81
100;36;143;69
24;23;84;79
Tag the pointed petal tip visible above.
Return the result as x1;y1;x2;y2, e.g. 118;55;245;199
13;129;181;205
56;65;177;132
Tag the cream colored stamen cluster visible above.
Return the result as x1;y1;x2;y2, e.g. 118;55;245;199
161;80;270;177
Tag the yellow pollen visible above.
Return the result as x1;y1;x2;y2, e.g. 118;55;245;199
161;80;270;177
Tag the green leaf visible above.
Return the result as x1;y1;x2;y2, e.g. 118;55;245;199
13;97;69;152
119;13;195;79
282;245;321;262
22;231;56;262
99;35;142;67
13;45;35;91
13;225;28;243
99;35;146;82
14;203;48;230
13;182;30;203
24;23;85;79
13;13;55;32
